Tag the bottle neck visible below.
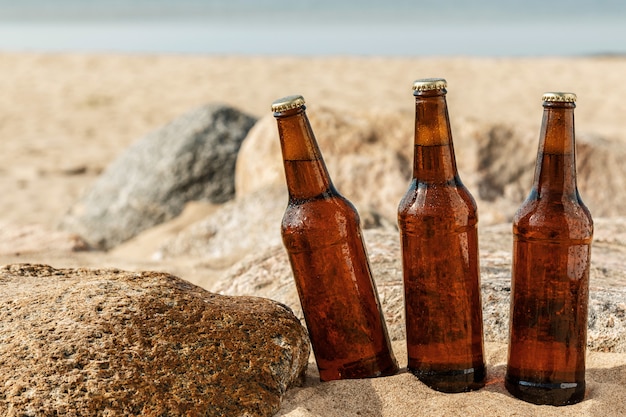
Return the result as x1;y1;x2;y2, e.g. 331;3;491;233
412;90;459;183
275;106;334;200
532;102;578;199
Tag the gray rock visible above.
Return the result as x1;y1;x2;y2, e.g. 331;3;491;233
214;221;626;353
0;264;309;417
59;104;257;249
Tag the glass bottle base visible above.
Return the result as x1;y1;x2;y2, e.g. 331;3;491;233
505;374;585;406
318;351;399;382
410;365;486;393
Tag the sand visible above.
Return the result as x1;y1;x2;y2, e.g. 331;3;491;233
2;53;626;228
277;341;626;417
0;52;625;415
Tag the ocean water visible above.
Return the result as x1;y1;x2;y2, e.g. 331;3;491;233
0;0;624;56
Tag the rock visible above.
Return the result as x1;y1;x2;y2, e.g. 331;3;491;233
155;185;393;269
474;124;537;203
212;229;406;343
0;264;309;417
211;229;405;340
109;200;221;261
155;185;286;268
235;108;414;224
214;221;626;353
475;125;626;219
59;104;257;249
479;221;626;353
0;223;90;255
236;109;626;227
234;108;512;227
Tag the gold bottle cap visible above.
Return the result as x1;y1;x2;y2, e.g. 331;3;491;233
271;95;306;112
412;78;447;92
542;92;577;103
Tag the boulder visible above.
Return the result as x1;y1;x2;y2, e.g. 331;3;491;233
233;108;512;227
214;220;626;353
0;223;89;255
0;264;309;417
475;125;626;219
213;228;405;342
59;104;257;249
235;108;414;224
236;109;626;227
154;185;286;268
154;185;393;269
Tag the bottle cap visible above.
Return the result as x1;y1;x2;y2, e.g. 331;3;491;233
542;92;577;103
271;95;306;112
412;78;447;92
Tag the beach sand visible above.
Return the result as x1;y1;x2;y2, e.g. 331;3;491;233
1;52;625;415
2;53;625;227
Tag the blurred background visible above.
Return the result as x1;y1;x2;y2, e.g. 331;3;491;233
0;0;625;56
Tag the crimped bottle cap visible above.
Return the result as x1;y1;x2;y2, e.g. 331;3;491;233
271;95;306;112
542;92;577;103
413;78;447;92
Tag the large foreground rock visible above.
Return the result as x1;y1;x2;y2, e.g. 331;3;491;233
0;264;309;417
59;104;257;249
214;220;626;353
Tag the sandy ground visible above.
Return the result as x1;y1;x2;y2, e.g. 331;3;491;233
1;53;625;228
0;52;625;415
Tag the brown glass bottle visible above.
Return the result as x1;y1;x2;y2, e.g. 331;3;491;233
272;95;398;382
398;78;485;393
506;92;593;406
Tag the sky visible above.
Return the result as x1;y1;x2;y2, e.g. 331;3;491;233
0;1;624;56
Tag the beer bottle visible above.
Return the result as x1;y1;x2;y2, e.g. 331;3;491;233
398;78;486;393
506;92;593;406
272;94;398;382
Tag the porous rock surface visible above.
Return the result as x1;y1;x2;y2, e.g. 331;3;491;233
0;264;309;417
214;220;626;353
59;104;256;249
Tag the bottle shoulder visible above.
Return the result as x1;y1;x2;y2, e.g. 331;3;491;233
398;179;478;223
281;193;365;252
282;192;359;231
513;194;593;241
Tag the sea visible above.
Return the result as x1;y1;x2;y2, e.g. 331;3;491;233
0;0;625;56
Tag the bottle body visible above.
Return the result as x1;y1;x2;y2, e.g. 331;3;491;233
274;96;398;382
282;191;398;381
398;80;485;393
398;176;486;392
506;96;593;406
